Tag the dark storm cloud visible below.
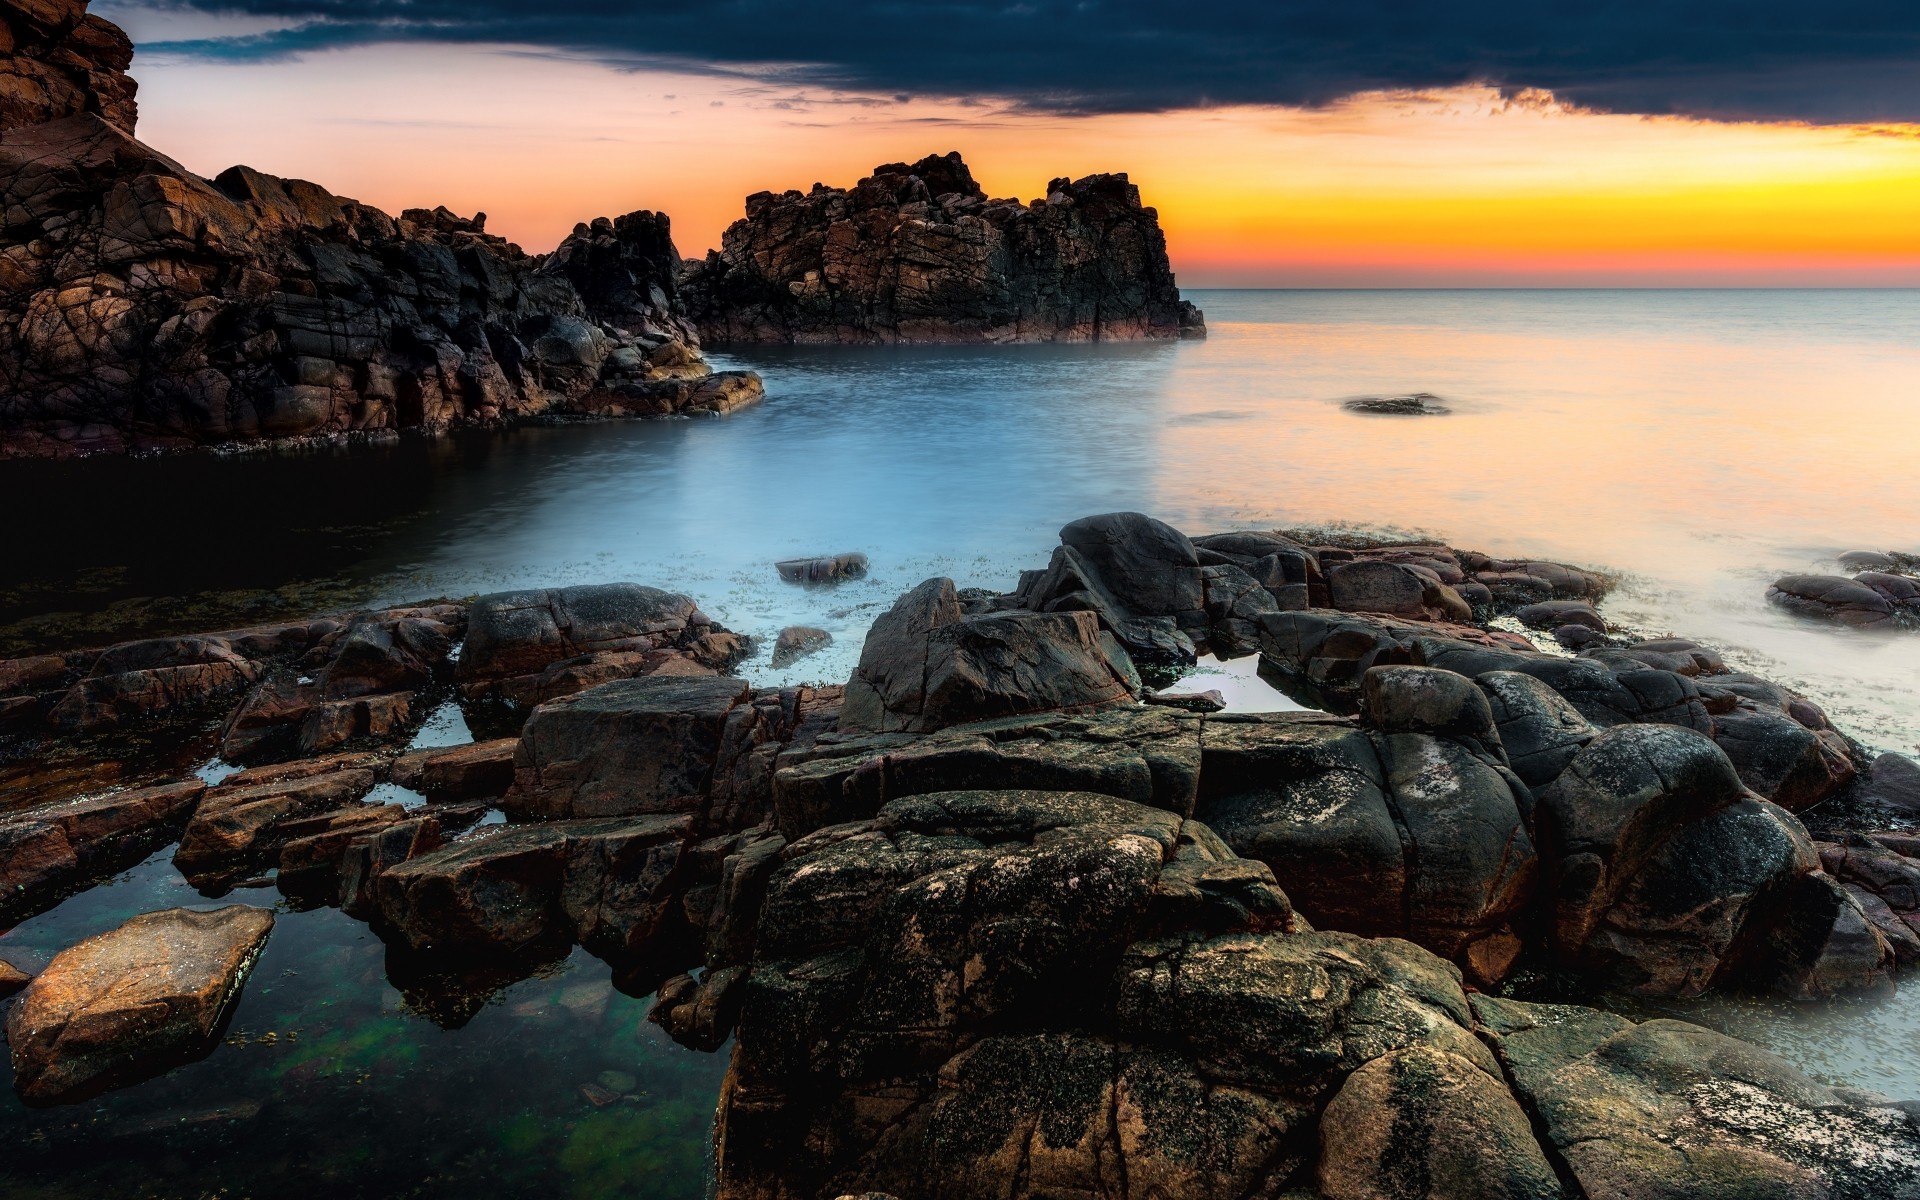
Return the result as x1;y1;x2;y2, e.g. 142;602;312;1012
138;1;1920;123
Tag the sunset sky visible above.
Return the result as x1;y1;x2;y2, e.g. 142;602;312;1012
100;1;1920;286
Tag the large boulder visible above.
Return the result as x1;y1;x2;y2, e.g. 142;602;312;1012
839;578;1138;734
455;583;741;704
1766;574;1905;627
506;674;751;819
1534;725;1823;995
6;906;274;1103
1475;995;1920;1200
1197;699;1536;985
679;152;1205;344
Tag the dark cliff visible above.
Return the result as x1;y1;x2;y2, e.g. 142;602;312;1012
678;151;1207;344
0;0;758;457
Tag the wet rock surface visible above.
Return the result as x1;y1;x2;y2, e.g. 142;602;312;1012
679;152;1205;344
1342;392;1450;416
0;507;1917;1197
6;905;274;1103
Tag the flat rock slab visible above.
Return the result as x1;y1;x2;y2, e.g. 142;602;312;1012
7;906;275;1104
508;675;749;819
0;780;205;918
174;769;375;881
392;738;518;801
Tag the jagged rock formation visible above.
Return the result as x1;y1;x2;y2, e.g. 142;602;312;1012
679;151;1207;344
0;0;760;456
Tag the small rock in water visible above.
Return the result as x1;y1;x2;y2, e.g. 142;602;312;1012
770;625;833;669
596;1070;638;1094
579;1082;621;1107
0;958;31;997
1343;392;1450;416
775;553;869;585
7;905;275;1103
1145;688;1226;713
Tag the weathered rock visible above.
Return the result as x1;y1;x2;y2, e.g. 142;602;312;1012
1317;1044;1565;1200
0;958;29;996
1740;869;1896;998
374;814;690;958
1767;574;1907;627
681;152;1205;344
274;803;411;902
1342;393;1450;416
173;767;375;882
769;625;831;669
7;906;274;1103
0;0;755;457
1515;599;1606;633
1328;559;1472;622
774;554;868;585
1475;994;1920;1200
390;737;518;801
772;705;1201;840
507;675;751;819
46;637;260;732
456;583;740;702
1475;669;1596;787
1860;751;1920;816
838;578;1138;734
1535;724;1816;995
0;779;204;918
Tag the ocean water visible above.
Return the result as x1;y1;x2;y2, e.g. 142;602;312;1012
4;289;1920;1192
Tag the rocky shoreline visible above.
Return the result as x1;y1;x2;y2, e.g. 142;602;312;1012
2;510;1917;1196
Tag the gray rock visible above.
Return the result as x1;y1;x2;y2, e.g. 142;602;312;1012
507;674;752;819
839;578;1138;734
774;554;869;585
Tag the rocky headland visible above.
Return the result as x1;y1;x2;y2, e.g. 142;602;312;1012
678;151;1208;344
0;0;762;457
3;510;1918;1196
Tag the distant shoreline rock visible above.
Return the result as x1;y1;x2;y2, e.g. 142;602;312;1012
679;151;1207;344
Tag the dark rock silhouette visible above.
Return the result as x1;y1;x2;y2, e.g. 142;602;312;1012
679;151;1206;343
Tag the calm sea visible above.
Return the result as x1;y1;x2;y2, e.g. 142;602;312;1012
2;289;1917;1195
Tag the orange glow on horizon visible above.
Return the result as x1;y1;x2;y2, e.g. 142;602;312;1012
125;44;1920;286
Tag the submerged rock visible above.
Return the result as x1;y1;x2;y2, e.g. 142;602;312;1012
7;906;274;1103
680;151;1205;344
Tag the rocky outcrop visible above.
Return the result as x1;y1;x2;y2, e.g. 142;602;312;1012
679;151;1205;344
0;0;760;457
455;582;744;707
6;905;273;1103
0;0;135;132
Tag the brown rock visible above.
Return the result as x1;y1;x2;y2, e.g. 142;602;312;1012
391;737;518;801
7;906;274;1103
507;675;751;819
1318;1045;1565;1200
173;768;374;881
0;779;204;917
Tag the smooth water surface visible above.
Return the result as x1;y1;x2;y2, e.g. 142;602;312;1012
5;289;1920;1187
